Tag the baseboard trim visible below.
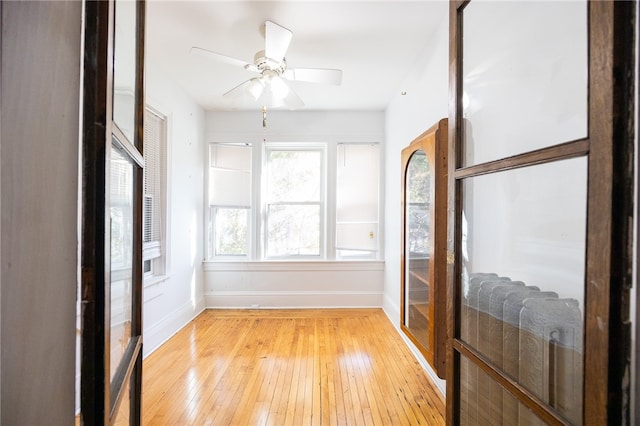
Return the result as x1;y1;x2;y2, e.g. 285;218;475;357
382;293;446;396
143;296;206;358
205;290;383;309
382;292;400;326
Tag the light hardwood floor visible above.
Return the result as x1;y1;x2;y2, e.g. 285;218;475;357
119;308;445;425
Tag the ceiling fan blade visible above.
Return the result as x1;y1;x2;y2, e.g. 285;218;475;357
284;68;342;85
190;47;259;73
223;77;265;100
264;21;292;63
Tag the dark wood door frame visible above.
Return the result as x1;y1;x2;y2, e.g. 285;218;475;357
81;0;145;424
81;2;112;421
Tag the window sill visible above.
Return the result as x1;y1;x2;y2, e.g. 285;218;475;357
202;260;385;272
144;274;171;288
143;274;171;303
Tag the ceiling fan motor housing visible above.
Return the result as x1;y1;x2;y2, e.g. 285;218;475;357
250;50;287;75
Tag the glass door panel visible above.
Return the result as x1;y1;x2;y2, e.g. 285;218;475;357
112;0;137;143
109;141;135;381
449;0;633;424
112;376;131;426
405;150;431;351
460;356;550;426
462;1;588;167
460;155;586;425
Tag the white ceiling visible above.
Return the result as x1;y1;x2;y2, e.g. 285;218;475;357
146;1;448;111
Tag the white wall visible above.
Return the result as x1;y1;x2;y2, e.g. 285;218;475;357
382;15;449;393
205;261;383;308
205;110;384;144
1;1;81;423
204;110;385;308
143;63;206;356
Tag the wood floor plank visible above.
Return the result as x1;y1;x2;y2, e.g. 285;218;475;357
139;309;445;425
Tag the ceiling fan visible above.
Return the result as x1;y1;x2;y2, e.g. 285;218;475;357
191;21;342;109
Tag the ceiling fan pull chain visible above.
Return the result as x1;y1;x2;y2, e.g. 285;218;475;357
262;106;267;129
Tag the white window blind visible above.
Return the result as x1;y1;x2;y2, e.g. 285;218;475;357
336;143;380;255
143;109;165;263
209;144;251;207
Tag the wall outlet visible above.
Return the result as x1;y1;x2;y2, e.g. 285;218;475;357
251;304;259;309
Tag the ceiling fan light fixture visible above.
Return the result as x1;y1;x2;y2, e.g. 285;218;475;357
254;73;296;108
247;78;265;100
269;75;290;99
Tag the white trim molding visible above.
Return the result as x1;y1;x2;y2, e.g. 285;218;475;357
204;260;385;309
382;303;446;396
205;290;382;309
143;297;205;358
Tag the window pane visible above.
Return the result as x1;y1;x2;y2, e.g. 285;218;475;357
404;150;432;349
214;208;248;256
267;204;320;257
267;150;321;201
110;143;134;381
406;151;430;254
460;157;586;424
112;0;137;143
462;1;587;166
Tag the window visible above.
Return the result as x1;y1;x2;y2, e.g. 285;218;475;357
336;143;380;259
208;143;252;258
206;142;381;261
143;108;167;278
265;147;324;258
